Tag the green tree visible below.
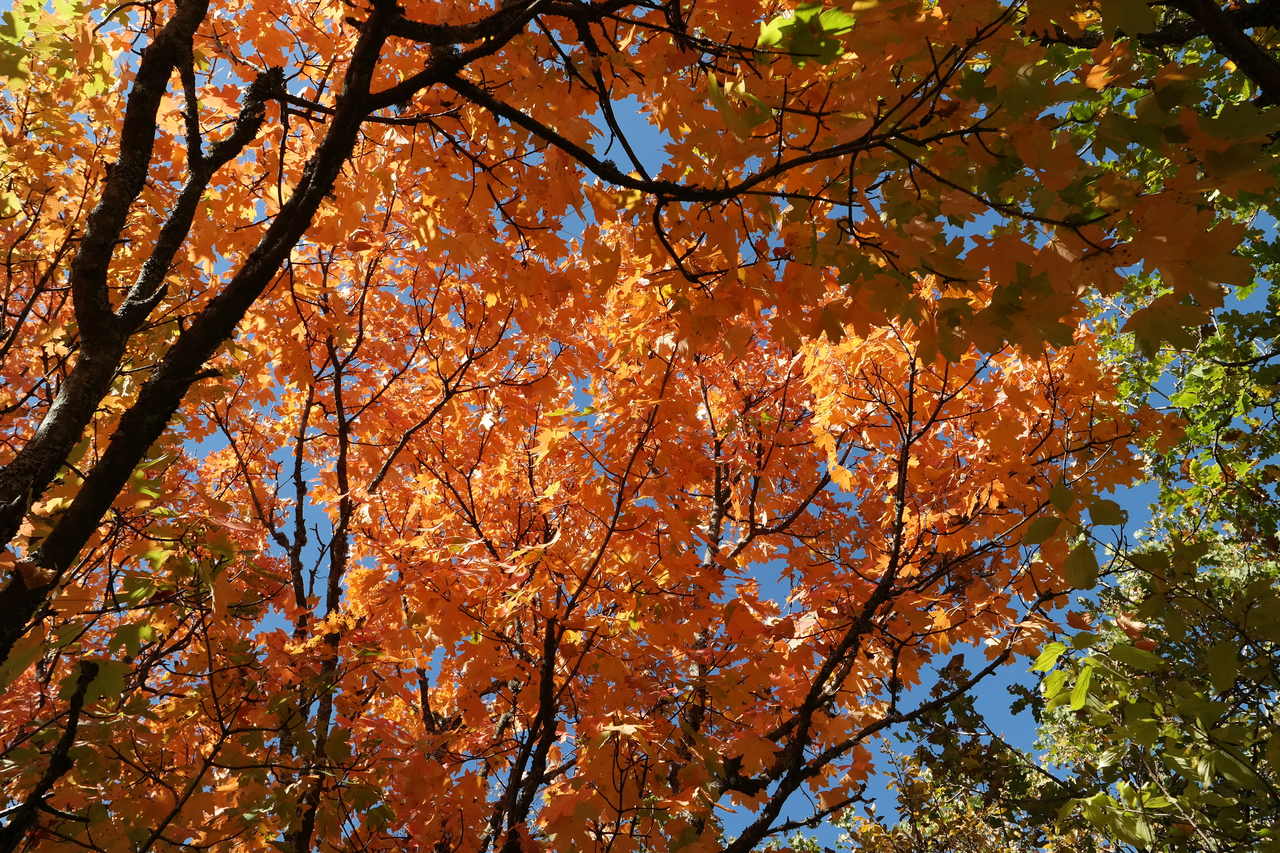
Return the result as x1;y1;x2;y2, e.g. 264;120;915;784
812;4;1280;849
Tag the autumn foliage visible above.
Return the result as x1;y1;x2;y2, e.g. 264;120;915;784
0;0;1262;849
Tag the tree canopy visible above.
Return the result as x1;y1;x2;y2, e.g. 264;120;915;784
806;4;1280;851
0;0;1275;850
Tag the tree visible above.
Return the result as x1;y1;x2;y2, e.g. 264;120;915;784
0;271;1154;848
850;4;1280;847
896;514;1280;852
0;0;1262;849
1035;4;1280;847
1017;235;1280;852
829;754;1107;853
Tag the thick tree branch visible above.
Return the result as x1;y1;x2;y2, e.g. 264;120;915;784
1171;0;1280;104
387;0;632;45
0;0;399;666
0;71;282;662
69;0;210;342
0;0;211;550
434;14;1005;210
1040;0;1280;49
1040;0;1280;103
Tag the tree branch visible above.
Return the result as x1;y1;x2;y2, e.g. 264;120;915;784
0;660;99;852
1170;0;1280;104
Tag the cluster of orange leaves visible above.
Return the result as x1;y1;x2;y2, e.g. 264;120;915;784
0;0;1244;848
1;233;1160;848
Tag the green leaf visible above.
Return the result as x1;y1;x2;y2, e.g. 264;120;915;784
1211;749;1257;788
757;17;789;49
1205;641;1238;692
1088;498;1126;526
1064;543;1099;588
1122;814;1157;847
792;2;820;23
1127;549;1168;573
761;3;852;67
705;75;770;138
64;659;129;705
1043;668;1069;698
366;803;395;831
1023;515;1062;545
346;783;380;812
0;627;44;689
122;574;157;603
0;44;25;80
817;7;856;32
1176;693;1227;726
325;726;353;761
1101;0;1157;36
1207;102;1280;140
1;7;28;41
1108;642;1164;671
1050;482;1074;513
1128;713;1160;747
786;24;823;66
1071;631;1099;649
109;623;156;657
1070;664;1095;710
1031;641;1067;672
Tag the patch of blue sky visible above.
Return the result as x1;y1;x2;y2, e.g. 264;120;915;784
592;95;671;179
